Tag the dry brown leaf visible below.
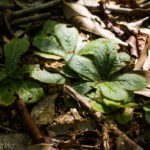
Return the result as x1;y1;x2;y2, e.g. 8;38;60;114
135;88;150;98
118;17;149;33
31;94;58;125
77;0;100;7
26;144;54;150
135;35;150;70
126;35;138;58
63;0;128;46
115;0;139;8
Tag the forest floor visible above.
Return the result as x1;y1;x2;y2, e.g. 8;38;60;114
0;0;150;150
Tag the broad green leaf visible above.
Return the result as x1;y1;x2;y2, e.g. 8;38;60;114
65;54;100;81
0;68;7;81
4;38;30;71
74;36;88;54
145;111;150;124
55;24;79;52
71;81;93;95
100;82;134;101
80;38;119;56
0;85;16;106
60;65;79;78
143;105;150;112
115;113;130;124
33;51;62;60
12;80;43;103
111;73;147;91
25;65;65;84
90;101;110;113
43;20;57;34
33;36;65;57
109;52;130;75
103;99;137;109
93;39;118;79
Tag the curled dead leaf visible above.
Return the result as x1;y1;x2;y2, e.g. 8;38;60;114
63;0;128;46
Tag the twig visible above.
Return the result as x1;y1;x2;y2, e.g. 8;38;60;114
64;85;143;150
106;5;150;17
14;0;27;9
12;12;51;25
16;99;43;142
0;125;16;133
12;0;61;17
4;13;15;37
102;122;110;150
0;3;15;9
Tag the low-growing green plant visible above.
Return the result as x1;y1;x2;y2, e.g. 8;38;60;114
0;38;65;106
0;20;148;125
64;39;147;124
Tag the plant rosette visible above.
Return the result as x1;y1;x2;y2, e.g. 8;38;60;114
65;38;147;124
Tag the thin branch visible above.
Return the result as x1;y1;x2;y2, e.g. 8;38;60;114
106;5;150;17
12;12;51;25
64;85;143;150
16;99;43;142
0;3;15;9
12;0;61;17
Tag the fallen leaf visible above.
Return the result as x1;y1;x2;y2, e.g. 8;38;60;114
63;0;128;46
135;35;150;70
0;133;32;150
26;144;55;150
31;94;58;125
77;0;100;7
126;35;138;58
118;17;149;33
115;0;139;8
49;108;97;136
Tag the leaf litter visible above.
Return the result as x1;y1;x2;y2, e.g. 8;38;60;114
0;0;150;149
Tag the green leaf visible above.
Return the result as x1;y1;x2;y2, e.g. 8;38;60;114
0;68;7;81
145;111;150;124
65;54;100;81
80;38;119;56
71;81;93;95
0;85;16;106
60;65;79;78
24;65;65;84
74;36;88;54
33;36;65;57
143;105;150;112
43;20;57;34
90;100;110;113
4;38;30;71
103;99;137;109
13;80;44;103
33;51;62;60
55;24;79;52
111;73;147;91
100;82;134;101
109;52;130;75
93;39;118;79
116;113;130;124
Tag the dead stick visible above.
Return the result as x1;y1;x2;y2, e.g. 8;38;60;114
12;12;51;25
0;3;15;9
16;99;43;142
12;0;61;17
64;85;143;150
106;5;150;17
